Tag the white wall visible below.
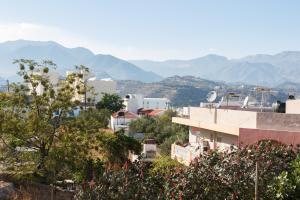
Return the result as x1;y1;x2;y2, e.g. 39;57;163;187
143;144;157;154
189;107;257;128
124;94;144;113
110;116;134;131
189;128;238;151
286;100;300;114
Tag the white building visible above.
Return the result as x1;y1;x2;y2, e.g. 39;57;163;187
29;70;61;96
110;110;139;132
123;94;144;113
123;94;170;113
66;71;116;104
130;139;158;162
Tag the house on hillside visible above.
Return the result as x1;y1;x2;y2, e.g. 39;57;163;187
171;99;300;165
110;94;170;132
129;139;158;162
110;110;139;132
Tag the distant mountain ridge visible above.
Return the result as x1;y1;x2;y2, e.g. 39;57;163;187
0;40;162;82
130;52;300;86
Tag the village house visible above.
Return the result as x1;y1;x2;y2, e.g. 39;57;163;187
171;99;300;165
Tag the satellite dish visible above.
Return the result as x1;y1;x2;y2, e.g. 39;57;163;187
242;96;249;108
207;91;217;102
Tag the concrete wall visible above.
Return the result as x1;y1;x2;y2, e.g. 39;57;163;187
124;94;144;113
239;128;300;147
257;112;300;132
20;183;74;200
215;132;238;151
189;107;257;129
189;107;216;123
189;127;238;151
216;109;257;128
286;100;300;114
110;116;134;131
171;144;193;166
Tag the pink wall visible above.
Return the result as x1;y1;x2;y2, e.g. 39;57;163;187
239;128;300;147
257;112;300;132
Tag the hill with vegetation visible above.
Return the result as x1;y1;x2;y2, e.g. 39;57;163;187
117;76;289;107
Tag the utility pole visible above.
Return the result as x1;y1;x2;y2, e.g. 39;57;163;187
84;79;87;110
255;161;259;200
6;80;9;92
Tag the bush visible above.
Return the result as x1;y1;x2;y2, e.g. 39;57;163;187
75;140;297;200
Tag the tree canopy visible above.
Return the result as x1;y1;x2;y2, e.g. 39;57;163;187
129;110;188;155
96;93;124;113
0;59;140;184
75;140;298;200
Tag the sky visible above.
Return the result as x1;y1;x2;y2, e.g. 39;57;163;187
0;0;300;60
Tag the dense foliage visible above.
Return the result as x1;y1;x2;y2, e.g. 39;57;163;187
75;141;299;200
0;60;141;184
129;110;188;155
96;93;124;113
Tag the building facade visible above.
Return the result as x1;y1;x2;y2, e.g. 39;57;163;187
171;99;300;165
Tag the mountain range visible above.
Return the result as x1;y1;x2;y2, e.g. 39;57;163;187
1;40;300;88
0;40;162;82
130;52;300;87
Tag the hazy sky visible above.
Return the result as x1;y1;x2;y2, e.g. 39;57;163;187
0;0;300;60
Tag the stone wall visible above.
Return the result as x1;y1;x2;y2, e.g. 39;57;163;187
18;182;74;200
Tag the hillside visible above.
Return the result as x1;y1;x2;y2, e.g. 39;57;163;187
117;76;289;107
0;40;162;82
117;76;223;107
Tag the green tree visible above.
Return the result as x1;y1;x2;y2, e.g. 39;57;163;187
129;110;188;155
75;140;296;200
268;155;300;199
96;93;124;113
96;130;142;164
0;60;99;183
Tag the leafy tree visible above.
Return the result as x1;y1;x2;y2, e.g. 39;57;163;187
72;108;111;131
129;110;188;155
0;60;139;184
0;60;94;183
75;140;297;200
96;130;142;164
150;155;183;175
268;155;300;199
96;93;124;113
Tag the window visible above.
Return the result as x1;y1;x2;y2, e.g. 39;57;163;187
217;137;222;142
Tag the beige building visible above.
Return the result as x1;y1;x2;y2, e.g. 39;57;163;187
171;100;300;165
66;71;116;104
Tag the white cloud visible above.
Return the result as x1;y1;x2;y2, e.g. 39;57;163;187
0;22;203;61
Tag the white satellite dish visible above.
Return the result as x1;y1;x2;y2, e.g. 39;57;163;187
206;91;217;102
242;96;249;108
